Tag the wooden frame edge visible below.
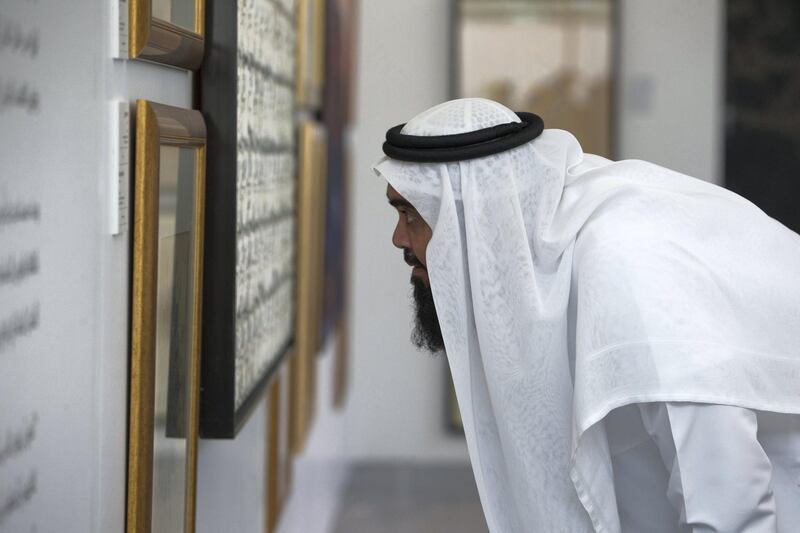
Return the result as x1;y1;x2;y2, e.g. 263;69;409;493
332;315;349;409
127;99;160;533
265;377;281;533
129;0;206;70
184;144;205;533
127;99;207;533
290;123;314;454
289;122;328;454
129;0;151;59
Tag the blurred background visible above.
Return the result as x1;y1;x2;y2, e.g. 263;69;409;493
1;1;798;532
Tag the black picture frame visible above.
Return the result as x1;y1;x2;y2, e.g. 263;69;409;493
199;0;297;438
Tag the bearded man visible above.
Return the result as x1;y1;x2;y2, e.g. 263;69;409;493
374;98;800;533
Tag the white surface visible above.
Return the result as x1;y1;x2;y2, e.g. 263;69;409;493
195;339;350;533
110;101;130;235
275;340;350;533
348;0;470;463
610;403;800;532
615;0;725;184
112;0;129;58
196;398;268;533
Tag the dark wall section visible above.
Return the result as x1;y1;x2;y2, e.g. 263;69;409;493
725;0;800;233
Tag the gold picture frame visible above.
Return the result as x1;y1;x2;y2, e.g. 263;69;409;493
290;121;327;454
279;361;294;515
265;364;294;533
295;0;326;108
332;315;349;408
128;100;206;533
129;0;205;70
266;376;281;533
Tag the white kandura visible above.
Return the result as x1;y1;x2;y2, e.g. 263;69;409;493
373;98;800;533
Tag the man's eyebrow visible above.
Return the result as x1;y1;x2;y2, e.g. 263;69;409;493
387;198;415;210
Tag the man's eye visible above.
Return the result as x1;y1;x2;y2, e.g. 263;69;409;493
405;212;417;224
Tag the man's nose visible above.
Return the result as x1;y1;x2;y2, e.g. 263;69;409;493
392;220;409;249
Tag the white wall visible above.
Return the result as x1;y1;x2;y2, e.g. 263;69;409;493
196;398;269;533
274;341;349;533
346;0;470;463
616;0;725;184
196;340;349;533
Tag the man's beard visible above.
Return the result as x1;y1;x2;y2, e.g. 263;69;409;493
411;276;445;353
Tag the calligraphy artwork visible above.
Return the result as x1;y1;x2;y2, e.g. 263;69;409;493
200;0;296;437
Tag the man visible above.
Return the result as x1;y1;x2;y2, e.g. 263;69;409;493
373;98;800;532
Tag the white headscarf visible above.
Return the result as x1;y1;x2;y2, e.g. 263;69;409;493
373;98;800;533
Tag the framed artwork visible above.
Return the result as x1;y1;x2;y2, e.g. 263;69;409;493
320;0;357;347
452;0;616;157
129;0;205;70
265;364;293;533
200;0;297;438
127;100;206;533
266;376;279;533
277;362;294;515
290;121;327;453
725;0;800;234
296;0;327;108
331;315;349;408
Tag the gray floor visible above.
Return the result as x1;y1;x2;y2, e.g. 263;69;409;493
333;463;488;533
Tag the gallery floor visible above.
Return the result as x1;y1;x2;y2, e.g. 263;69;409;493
333;464;488;533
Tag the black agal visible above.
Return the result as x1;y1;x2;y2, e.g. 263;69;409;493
382;112;544;163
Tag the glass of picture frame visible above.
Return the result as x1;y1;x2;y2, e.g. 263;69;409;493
128;99;206;533
129;0;205;70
